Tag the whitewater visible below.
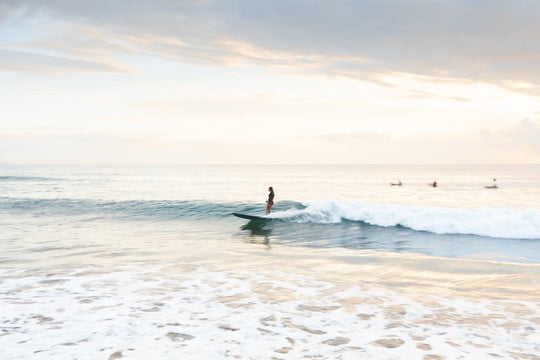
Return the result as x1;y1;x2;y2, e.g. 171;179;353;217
270;200;540;240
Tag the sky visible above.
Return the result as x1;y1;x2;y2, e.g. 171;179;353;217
1;0;539;164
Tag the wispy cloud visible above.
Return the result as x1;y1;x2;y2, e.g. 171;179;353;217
0;48;134;74
481;119;540;153
1;121;539;164
315;132;390;143
2;0;540;89
301;120;540;164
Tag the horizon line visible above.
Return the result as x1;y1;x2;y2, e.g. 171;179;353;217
1;162;539;167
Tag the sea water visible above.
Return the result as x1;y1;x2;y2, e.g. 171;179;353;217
0;164;539;359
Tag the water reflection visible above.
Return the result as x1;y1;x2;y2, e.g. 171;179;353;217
234;219;538;263
240;220;271;247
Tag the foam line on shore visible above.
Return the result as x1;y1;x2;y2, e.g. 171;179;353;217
1;264;538;359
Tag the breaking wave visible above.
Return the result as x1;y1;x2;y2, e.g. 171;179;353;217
269;200;540;240
1;197;538;240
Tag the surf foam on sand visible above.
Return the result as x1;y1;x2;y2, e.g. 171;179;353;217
1;264;537;360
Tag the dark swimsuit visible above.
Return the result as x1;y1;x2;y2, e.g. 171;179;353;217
268;191;274;204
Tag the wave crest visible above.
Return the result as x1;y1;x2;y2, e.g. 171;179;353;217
270;200;540;240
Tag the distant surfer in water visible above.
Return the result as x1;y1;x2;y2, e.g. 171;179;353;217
266;187;274;214
390;180;402;186
486;178;498;189
429;181;437;187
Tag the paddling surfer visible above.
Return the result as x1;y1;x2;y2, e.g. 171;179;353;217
266;187;274;214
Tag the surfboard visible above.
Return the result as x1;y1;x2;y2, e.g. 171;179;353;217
232;213;268;220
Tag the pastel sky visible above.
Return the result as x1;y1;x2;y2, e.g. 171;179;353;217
1;0;539;164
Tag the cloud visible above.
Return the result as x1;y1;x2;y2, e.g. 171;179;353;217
2;0;540;88
298;118;540;164
0;129;283;164
481;119;540;152
0;48;134;74
1;120;538;164
0;130;173;164
316;132;390;143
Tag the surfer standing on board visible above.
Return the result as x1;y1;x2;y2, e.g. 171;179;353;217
266;187;274;214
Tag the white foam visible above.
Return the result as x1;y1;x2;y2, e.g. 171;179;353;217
269;200;540;239
1;265;538;359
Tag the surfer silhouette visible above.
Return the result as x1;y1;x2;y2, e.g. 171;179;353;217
429;181;437;188
266;187;274;214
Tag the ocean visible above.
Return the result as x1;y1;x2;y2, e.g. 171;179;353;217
0;164;539;359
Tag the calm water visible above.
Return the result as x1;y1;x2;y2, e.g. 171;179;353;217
0;164;539;359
